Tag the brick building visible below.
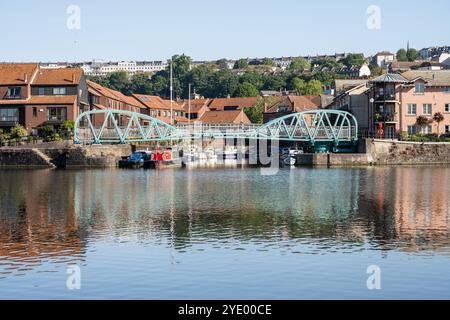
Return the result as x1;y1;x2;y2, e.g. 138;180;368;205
0;63;88;134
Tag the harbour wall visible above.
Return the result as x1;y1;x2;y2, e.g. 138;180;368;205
296;139;450;167
2;139;450;168
0;143;131;168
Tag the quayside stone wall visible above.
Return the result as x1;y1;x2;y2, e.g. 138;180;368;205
366;139;450;165
0;148;55;168
0;144;131;168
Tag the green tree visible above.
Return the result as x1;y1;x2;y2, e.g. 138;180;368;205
396;49;408;61
186;64;212;97
433;112;445;137
262;58;275;67
369;65;383;77
233;82;259;97
239;72;264;90
0;128;6;146
61;120;75;139
108;71;130;93
169;54;193;98
303;80;324;95
128;73;153;94
311;71;336;87
206;68;239;98
263;75;287;91
291;77;306;94
289;57;310;73
406;48;419;61
341;53;366;67
9;124;27;140
416;116;433;134
151;72;169;98
216;59;229;70
312;58;343;69
244;97;265;124
234;59;249;69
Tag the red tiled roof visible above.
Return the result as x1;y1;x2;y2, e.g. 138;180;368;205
87;81;146;109
33;68;83;85
0;63;39;85
175;116;189;123
266;95;321;113
208;97;259;110
87;80;123;101
178;99;211;113
198;110;250;124
133;94;184;111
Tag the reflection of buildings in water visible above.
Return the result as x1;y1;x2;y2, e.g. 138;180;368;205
0;170;84;275
360;167;450;251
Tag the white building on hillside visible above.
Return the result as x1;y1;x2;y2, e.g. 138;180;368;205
82;60;168;76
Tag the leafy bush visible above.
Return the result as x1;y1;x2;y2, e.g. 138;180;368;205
38;125;55;142
9;124;27;140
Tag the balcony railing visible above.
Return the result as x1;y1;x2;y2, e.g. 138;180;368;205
375;93;397;101
375;113;397;123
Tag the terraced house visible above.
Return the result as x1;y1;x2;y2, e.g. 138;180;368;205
368;71;450;137
133;94;188;124
87;81;145;126
0;63;88;134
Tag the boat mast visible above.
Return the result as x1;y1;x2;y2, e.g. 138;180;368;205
170;61;173;125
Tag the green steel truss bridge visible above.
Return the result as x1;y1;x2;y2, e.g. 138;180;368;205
74;109;358;150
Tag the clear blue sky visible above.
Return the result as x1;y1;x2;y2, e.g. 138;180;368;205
1;0;449;62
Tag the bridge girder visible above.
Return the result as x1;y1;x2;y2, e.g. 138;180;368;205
74;109;358;145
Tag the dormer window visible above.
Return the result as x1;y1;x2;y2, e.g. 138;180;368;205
53;87;67;95
6;87;21;99
415;82;425;94
278;106;290;112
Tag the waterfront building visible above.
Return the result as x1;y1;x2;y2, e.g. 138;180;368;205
207;97;259;111
198;109;251;124
87;81;146;126
133;94;188;124
177;99;211;120
263;95;333;123
0;63;88;134
368;71;450;137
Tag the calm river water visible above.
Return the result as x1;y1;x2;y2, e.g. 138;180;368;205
0;167;450;299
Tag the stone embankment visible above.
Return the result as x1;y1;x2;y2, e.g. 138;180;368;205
0;142;131;168
296;139;450;167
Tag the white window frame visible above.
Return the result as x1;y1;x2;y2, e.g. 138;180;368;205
53;87;67;95
421;125;432;135
445;104;450;113
423;104;432;115
407;125;416;136
415;82;425;94
407;104;417;115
